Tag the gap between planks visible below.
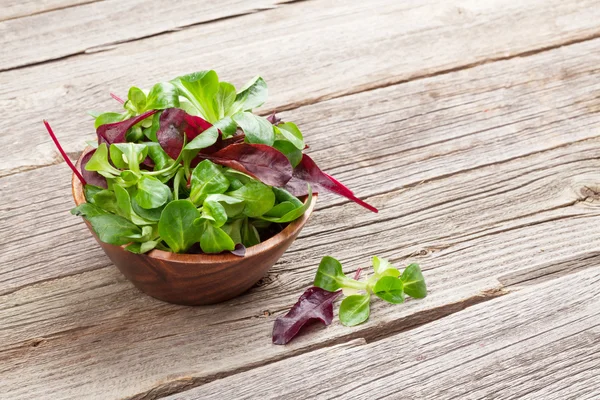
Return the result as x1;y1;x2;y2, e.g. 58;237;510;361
0;0;312;72
142;261;593;399
4;32;600;180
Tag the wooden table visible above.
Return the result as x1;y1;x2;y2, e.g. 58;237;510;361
2;0;600;398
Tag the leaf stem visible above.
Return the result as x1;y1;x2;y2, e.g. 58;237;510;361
341;278;368;291
43;120;87;185
110;92;125;104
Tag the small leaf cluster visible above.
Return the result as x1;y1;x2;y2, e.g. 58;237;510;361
313;256;427;326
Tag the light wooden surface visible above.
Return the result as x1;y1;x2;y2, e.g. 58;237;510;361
169;267;600;399
1;0;600;399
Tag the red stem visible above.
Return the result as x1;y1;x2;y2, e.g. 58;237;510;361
43;120;87;186
353;267;362;280
110;92;125;104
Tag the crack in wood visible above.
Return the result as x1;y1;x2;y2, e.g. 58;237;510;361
126;287;508;400
0;1;308;74
0;0;105;23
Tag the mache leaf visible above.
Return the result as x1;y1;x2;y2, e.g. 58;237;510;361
400;263;427;298
339;293;371;327
158;200;203;253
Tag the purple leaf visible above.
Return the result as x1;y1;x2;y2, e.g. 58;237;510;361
203;143;293;187
285;154;378;213
97;110;157;146
266;112;281;125
230;243;246;257
273;287;341;345
157;108;213;159
200;133;245;155
80;150;108;188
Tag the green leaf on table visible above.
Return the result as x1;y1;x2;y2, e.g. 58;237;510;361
158;200;203;253
146;82;180;110
314;256;350;292
232;111;274;146
373;256;399;278
231;76;268;113
339;294;371;327
190;160;230;204
214;82;236;119
373;276;405;304
400;263;427;298
171;70;219;122
134;176;171;209
200;222;235;253
227;180;275;217
275;122;304;150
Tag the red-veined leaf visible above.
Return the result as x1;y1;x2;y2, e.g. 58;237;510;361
272;287;341;345
157;108;213;158
97;110;157;146
285;154;378;213
202;143;293;187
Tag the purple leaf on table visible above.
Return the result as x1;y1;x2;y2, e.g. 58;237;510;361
285;154;378;213
272;287;342;345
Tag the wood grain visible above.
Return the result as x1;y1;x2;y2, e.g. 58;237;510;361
0;0;291;69
0;0;99;22
170;267;600;400
3;3;600;398
3;0;600;175
3;38;600;295
2;101;600;398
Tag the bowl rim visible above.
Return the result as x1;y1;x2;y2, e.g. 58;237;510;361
72;147;317;264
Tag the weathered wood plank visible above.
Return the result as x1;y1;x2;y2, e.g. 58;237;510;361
0;0;290;69
3;38;600;295
2;0;600;175
171;267;600;400
2;118;600;398
0;0;98;22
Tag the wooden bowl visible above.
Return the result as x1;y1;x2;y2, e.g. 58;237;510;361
72;149;316;305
